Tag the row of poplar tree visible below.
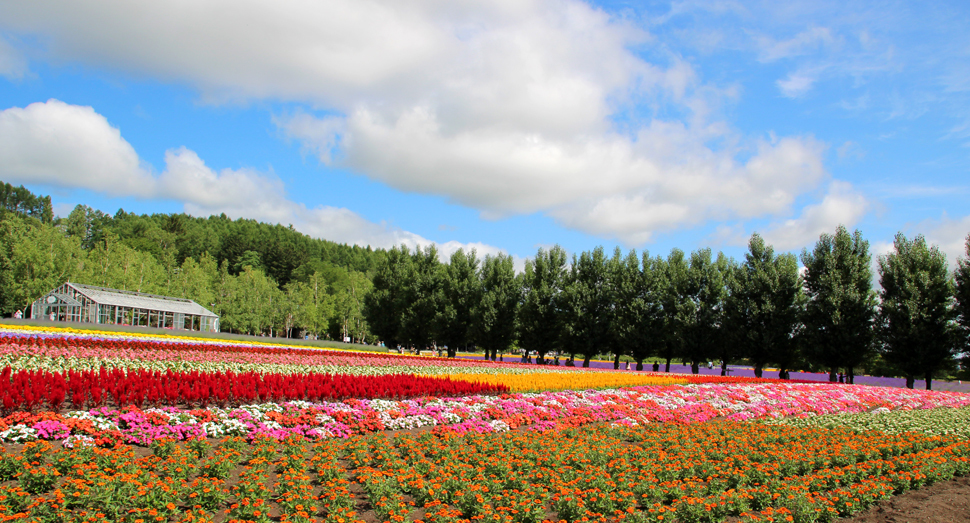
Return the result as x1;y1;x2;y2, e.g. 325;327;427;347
3;183;969;388
365;227;970;389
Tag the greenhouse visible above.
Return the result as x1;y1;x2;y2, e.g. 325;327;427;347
31;282;219;332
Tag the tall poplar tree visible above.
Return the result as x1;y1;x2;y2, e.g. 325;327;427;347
472;253;519;361
436;249;481;357
400;245;444;350
364;246;412;349
955;235;970;376
801;226;876;382
725;234;802;378
518;245;567;363
561;246;614;367
878;233;956;390
667;248;729;374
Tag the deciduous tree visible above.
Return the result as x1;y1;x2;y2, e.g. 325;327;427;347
436;249;480;357
878;233;956;390
562;247;615;367
955;235;970;376
666;249;729;374
725;234;802;378
518;245;567;363
364;246;412;350
472;253;519;361
801;226;876;383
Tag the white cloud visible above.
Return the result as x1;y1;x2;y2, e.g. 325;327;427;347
0;99;155;196
0;34;27;79
916;214;970;269
0;100;504;261
777;70;818;98
0;0;648;132
0;0;845;245
755;26;837;62
281;109;828;245
761;181;869;251
159;148;292;223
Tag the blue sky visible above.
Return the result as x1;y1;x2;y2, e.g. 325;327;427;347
1;0;968;270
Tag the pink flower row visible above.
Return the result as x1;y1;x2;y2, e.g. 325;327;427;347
3;382;968;446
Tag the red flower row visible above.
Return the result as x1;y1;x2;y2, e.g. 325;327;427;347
0;366;508;412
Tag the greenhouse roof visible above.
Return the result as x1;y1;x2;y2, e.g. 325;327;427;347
67;283;217;317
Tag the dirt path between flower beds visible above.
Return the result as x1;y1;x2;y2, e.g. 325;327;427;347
840;475;970;522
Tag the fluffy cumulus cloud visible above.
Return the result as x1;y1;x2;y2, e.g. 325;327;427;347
0;100;155;195
0;1;859;245
0;100;497;258
761;181;869;251
916;214;970;268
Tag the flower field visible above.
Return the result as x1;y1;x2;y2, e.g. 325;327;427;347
0;324;969;522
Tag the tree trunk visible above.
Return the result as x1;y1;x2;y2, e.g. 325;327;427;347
582;354;591;368
754;365;763;378
636;359;643;371
925;371;933;390
448;347;456;358
847;367;855;384
905;375;915;389
691;362;699;374
665;358;671;372
778;366;787;379
721;361;728;377
829;369;837;382
613;353;620;370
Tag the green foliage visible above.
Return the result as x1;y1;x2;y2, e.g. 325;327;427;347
518;245;568;361
0;181;383;338
561;246;614;367
64;204;111;249
0;182;53;224
365;245;412;348
608;249;667;369
401;245;445;349
472;253;519;360
800;225;876;382
435;249;481;357
3;178;968;381
955;235;970;378
665;248;730;374
0;214;86;312
327;267;372;343
878;233;956;389
725;233;802;378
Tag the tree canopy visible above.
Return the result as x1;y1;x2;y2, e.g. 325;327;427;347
2;183;968;376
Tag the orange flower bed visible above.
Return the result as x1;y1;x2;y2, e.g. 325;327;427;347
1;420;967;522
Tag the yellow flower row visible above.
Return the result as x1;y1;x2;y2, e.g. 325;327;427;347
432;371;693;392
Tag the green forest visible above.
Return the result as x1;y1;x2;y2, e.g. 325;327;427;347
0;182;380;342
2;182;969;388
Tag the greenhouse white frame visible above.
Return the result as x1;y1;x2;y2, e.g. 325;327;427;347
31;282;219;332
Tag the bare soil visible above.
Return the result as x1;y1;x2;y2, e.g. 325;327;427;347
840;475;970;523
